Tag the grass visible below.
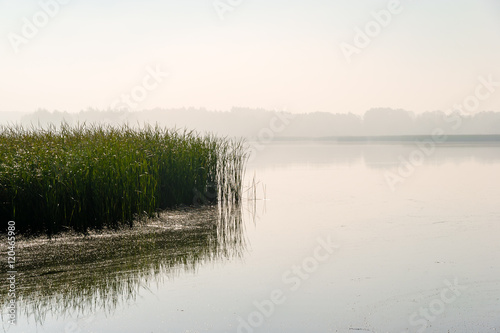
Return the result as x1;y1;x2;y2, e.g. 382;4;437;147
0;123;247;235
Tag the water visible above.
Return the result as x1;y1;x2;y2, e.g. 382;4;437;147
3;142;500;332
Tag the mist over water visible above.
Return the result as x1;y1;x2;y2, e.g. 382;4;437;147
4;107;500;138
2;0;500;331
4;142;499;332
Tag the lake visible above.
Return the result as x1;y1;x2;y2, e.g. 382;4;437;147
4;142;500;333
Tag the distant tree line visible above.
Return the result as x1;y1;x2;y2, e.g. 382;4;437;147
11;107;500;137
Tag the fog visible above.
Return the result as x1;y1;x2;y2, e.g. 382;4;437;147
5;107;500;138
2;1;500;115
2;1;500;332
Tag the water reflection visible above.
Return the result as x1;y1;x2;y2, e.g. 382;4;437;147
248;141;500;169
0;204;247;325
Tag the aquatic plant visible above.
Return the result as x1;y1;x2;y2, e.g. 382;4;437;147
0;123;247;234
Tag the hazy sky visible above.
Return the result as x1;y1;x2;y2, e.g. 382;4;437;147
1;0;500;115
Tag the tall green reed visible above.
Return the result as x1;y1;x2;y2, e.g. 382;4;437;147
0;123;247;234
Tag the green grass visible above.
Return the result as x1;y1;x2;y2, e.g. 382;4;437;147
0;123;247;234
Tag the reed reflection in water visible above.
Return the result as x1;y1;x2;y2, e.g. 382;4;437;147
0;203;248;326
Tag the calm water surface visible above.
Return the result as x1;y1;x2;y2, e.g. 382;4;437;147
4;142;500;333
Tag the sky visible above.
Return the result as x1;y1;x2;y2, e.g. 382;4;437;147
1;0;500;116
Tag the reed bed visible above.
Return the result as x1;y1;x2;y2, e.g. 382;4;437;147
0;123;247;234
